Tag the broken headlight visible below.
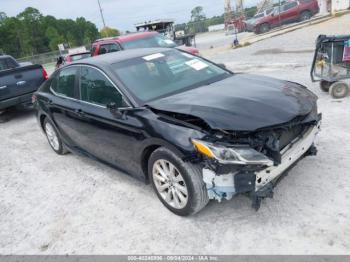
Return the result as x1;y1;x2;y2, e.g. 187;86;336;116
192;139;273;166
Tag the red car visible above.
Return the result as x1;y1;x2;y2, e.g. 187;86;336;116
65;52;91;64
91;31;199;57
253;0;319;34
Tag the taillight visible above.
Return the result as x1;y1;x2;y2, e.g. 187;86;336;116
42;68;49;80
32;94;37;104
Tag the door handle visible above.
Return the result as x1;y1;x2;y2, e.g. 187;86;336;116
0;85;7;90
16;80;26;86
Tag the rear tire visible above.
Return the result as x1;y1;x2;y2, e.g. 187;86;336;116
148;147;209;216
299;10;311;21
320;80;332;92
43;118;68;155
329;81;349;99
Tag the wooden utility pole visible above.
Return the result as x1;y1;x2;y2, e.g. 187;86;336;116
224;0;232;27
97;0;107;28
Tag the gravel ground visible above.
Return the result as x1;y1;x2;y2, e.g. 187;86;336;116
1;14;350;255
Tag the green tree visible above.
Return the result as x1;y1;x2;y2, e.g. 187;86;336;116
189;6;207;33
0;12;7;23
17;7;47;54
100;26;120;38
0;7;104;57
0;17;23;57
191;6;206;21
45;26;64;51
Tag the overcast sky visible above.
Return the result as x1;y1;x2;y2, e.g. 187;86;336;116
0;0;256;31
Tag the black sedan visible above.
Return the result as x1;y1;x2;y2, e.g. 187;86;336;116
34;48;321;216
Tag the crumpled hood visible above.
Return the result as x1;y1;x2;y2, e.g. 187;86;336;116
148;74;318;131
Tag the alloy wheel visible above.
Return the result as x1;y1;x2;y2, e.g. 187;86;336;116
45;122;60;151
152;159;189;209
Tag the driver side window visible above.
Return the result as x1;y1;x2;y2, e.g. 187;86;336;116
283;2;297;11
80;66;127;107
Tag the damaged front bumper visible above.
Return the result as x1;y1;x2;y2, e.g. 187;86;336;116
202;122;321;210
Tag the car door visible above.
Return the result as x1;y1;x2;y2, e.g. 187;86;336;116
280;1;299;23
267;7;281;27
46;66;84;148
68;65;145;178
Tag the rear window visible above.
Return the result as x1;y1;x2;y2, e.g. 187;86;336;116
121;35;177;49
0;58;17;71
51;67;77;98
98;43;120;55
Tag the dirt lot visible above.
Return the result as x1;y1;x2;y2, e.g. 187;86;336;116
1;14;350;254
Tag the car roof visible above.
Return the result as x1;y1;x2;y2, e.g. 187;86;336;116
93;31;158;45
70;47;173;67
117;31;158;43
66;51;91;57
0;55;13;59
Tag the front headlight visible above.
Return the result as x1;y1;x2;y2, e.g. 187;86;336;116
192;139;273;166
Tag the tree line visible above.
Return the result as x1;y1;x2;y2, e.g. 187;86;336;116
0;6;259;58
0;7;101;58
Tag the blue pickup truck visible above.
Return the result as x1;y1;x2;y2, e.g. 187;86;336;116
0;55;48;111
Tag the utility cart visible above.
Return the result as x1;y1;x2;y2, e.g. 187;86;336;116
311;34;350;98
135;19;196;47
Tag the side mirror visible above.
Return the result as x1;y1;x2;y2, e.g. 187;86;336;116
107;102;123;119
107;102;117;110
217;63;226;69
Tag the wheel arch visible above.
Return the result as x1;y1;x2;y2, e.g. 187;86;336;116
300;9;312;16
39;113;47;131
258;22;270;34
140;139;187;182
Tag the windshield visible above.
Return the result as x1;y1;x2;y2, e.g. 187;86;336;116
254;13;264;18
113;50;231;103
121;34;177;49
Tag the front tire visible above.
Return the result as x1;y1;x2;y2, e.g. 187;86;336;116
43;118;68;155
148;147;209;216
258;23;270;34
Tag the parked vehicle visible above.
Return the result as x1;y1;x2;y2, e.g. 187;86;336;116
135;19;196;48
311;34;350;98
0;55;48;111
245;8;275;32
34;48;321;216
91;31;199;57
65;51;91;64
253;0;319;34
